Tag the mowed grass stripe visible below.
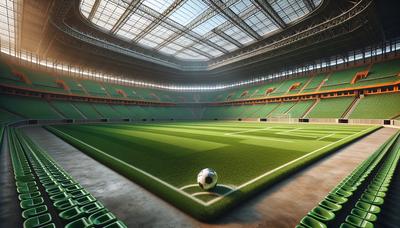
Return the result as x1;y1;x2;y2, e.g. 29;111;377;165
94;124;291;144
78;125;227;151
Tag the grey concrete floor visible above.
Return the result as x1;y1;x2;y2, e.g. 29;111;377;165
23;127;398;228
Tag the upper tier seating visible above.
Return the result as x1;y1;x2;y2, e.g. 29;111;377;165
321;66;367;91
1;58;399;103
349;93;400;119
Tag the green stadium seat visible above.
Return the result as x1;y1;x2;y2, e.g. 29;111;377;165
319;200;342;212
80;201;105;215
350;208;377;222
53;198;77;211
308;206;335;222
88;209;117;226
326;193;348;204
49;192;70;202
59;206;85;222
20;197;44;209
299;216;327;228
75;195;96;206
23;213;52;228
344;215;374;228
65;217;94;228
103;220;128;228
19;192;41;200
360;193;384;205
39;224;56;228
22;205;48;219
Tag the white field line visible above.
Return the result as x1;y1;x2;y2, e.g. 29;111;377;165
317;133;335;141
204;126;376;206
224;127;273;136
180;183;236;191
48;125;375;208
277;128;301;134
192;192;221;197
48;127;210;206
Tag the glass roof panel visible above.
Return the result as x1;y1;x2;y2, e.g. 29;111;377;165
0;0;19;47
115;10;154;40
223;25;253;45
168;0;208;26
80;0;96;18
243;11;279;36
192;14;227;36
141;0;175;14
92;0;128;31
80;0;323;61
267;0;310;24
209;35;237;52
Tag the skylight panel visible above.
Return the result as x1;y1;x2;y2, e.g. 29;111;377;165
267;0;309;24
159;46;177;55
143;23;176;42
192;43;223;57
223;26;253;45
141;0;175;14
80;0;96;18
174;35;195;47
0;0;18;46
229;0;252;15
192;14;227;36
168;0;208;26
92;0;128;31
116;10;154;40
138;37;159;48
243;11;278;36
165;42;185;53
209;35;237;51
175;51;208;60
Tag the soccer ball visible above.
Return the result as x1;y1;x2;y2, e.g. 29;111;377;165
197;168;218;191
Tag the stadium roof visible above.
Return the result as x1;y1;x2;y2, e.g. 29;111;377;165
80;0;322;61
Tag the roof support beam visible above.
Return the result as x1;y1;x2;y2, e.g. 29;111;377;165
212;28;243;48
205;0;261;40
137;4;229;54
110;0;141;34
154;0;238;50
189;47;214;59
132;0;186;43
88;0;101;21
254;0;286;29
302;0;316;12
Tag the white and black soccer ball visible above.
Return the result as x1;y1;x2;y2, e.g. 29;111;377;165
197;168;218;191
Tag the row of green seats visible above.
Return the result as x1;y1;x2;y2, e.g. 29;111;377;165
8;127;126;228
307;97;355;119
0;95;63;120
297;132;399;228
350;93;400;119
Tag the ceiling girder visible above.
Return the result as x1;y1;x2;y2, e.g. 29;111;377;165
254;0;286;29
212;28;243;48
189;46;214;59
88;0;101;21
132;0;186;43
154;0;238;50
137;4;229;54
110;0;141;34
205;0;261;40
302;0;316;12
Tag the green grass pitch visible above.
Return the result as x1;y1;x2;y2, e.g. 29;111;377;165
46;122;380;220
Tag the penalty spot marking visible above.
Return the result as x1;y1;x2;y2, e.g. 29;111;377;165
48;125;375;207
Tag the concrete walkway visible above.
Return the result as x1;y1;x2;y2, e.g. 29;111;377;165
23;127;398;228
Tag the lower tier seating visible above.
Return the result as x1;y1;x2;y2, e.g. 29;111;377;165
297;131;400;228
7;127;126;228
